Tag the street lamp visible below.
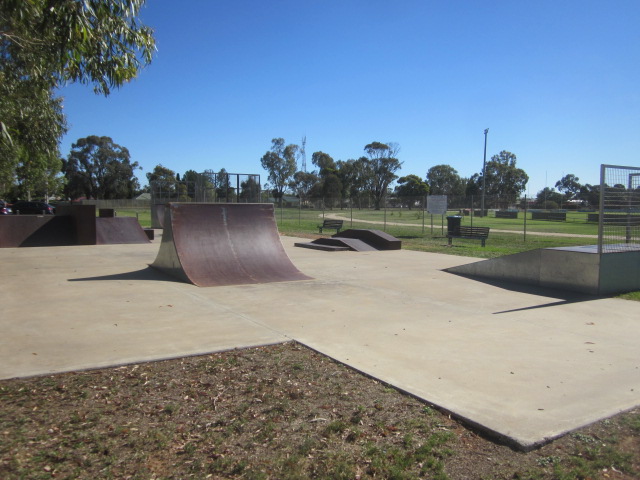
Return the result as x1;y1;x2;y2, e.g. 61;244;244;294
481;128;489;217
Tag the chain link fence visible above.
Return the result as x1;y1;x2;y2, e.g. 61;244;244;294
274;193;601;243
150;173;261;204
598;164;640;253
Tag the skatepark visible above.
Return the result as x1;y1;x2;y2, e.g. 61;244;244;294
1;203;639;451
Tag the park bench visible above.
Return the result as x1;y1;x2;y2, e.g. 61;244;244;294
318;219;343;234
447;226;490;247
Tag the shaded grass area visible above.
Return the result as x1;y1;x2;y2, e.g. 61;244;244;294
1;343;639;479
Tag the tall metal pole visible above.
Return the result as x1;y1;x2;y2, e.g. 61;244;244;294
481;128;489;217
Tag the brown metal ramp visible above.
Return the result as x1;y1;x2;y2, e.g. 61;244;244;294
334;229;402;250
0;216;75;247
302;237;378;251
151;203;311;287
96;217;151;245
294;228;402;252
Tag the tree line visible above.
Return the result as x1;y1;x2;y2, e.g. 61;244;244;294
1;129;611;211
261;138;534;209
260;137;622;210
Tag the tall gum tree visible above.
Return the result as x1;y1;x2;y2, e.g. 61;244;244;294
1;0;155;197
63;135;140;199
362;142;402;210
476;150;528;199
260;138;298;204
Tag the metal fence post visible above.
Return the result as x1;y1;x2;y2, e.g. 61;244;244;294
422;195;426;234
383;198;387;231
523;194;527;242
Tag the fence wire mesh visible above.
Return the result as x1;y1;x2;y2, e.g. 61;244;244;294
599;164;640;253
150;173;261;204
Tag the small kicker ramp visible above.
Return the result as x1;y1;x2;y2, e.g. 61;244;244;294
444;245;640;295
96;217;150;245
151;203;311;287
295;228;402;252
297;237;377;252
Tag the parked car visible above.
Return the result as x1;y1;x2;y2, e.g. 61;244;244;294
11;201;55;215
0;200;12;215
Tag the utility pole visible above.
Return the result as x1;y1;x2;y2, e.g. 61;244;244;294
300;136;307;172
481;128;489;217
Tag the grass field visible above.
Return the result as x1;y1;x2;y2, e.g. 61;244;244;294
275;207;600;235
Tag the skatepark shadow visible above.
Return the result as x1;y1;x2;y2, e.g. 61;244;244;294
448;273;607;314
68;267;182;284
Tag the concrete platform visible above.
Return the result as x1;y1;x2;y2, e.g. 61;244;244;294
446;244;640;295
1;236;639;450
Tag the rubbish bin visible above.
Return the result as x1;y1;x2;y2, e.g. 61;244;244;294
446;215;462;235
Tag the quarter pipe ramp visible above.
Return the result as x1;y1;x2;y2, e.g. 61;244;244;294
151;203;311;287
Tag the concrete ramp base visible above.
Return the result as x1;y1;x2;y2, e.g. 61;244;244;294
445;245;640;295
151;203;311;287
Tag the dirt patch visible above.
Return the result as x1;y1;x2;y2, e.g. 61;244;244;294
1;342;638;479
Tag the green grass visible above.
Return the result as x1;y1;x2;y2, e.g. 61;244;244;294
617;291;640;301
111;208;152;227
278;207;599;236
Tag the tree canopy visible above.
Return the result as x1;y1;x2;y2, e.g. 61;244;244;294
361;142;402;209
1;0;155;198
555;174;581;200
62;135;140;199
395;174;429;197
473;150;528;197
426;165;465;196
260;138;298;202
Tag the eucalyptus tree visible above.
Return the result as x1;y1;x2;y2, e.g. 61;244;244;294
426;164;465;196
260;138;298;203
394;174;429;208
63;136;140;199
290;171;319;206
555;174;582;201
468;151;528;202
1;0;155;196
362;142;402;210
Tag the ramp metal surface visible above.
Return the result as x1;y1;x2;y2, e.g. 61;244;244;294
312;237;377;251
294;242;350;251
0;216;74;247
151;203;311;286
334;229;402;250
96;217;151;245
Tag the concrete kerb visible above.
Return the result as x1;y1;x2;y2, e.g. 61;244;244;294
1;234;639;451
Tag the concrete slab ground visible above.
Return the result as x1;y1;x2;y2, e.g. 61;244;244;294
1;236;639;450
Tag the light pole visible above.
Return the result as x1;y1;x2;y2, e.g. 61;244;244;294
481;128;489;217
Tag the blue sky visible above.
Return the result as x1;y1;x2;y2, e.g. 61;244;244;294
58;0;640;197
